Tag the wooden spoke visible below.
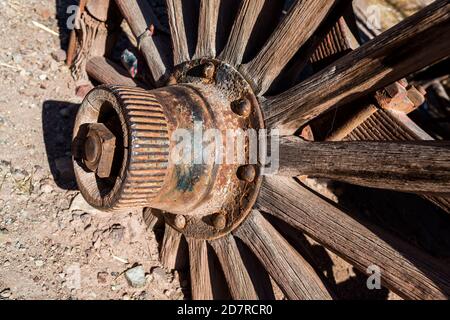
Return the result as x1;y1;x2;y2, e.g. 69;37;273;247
277;136;450;194
194;0;220;59
115;0;170;85
143;208;163;230
210;235;259;300
341;108;450;213
86;57;142;87
263;1;450;133
270;3;357;93
232;237;276;300
218;0;265;66
160;225;182;270
258;176;450;300
233;210;332;300
241;0;339;94
187;238;214;300
166;0;190;65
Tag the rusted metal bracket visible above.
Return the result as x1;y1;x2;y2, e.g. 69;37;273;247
375;80;426;114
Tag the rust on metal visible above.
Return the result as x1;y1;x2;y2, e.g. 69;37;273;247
73;59;265;240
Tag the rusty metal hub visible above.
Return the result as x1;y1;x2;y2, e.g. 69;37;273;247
73;59;264;239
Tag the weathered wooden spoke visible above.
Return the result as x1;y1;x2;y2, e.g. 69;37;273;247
210;235;259;300
194;0;220;59
187;238;215;300
263;0;450;133
115;0;170;85
241;0;339;94
277;137;450;194
218;0;265;66
258;176;450;300
233;210;332;300
86;57;142;87
160;225;183;270
166;0;190;65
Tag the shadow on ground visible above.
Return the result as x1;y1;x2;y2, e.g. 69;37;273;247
42;100;79;190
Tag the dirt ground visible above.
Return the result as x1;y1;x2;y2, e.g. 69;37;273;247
0;0;438;300
0;0;184;300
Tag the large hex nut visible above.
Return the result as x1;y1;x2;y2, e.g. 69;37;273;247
83;123;116;178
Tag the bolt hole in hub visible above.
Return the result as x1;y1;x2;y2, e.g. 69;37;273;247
73;59;265;239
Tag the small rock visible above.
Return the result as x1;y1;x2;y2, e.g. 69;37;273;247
51;49;66;62
38;8;52;20
151;267;166;283
122;293;130;300
12;53;22;64
35;260;44;267
39;74;47;81
109;224;125;244
111;284;121;291
125;265;146;288
0;228;8;235
69;194;104;215
97;272;109;284
164;289;173;297
3;260;10;267
40;183;53;194
80;213;91;225
0;288;12;299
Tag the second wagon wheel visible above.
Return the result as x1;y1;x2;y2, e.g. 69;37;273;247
70;0;450;300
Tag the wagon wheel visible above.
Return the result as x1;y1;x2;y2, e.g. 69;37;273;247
71;0;450;300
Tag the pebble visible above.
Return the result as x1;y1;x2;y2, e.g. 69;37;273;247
164;289;172;297
124;265;146;288
35;259;44;267
111;284;121;291
39;74;47;81
69;194;104;215
51;49;67;63
12;53;22;64
40;183;53;194
151;267;166;283
109;224;125;244
0;288;12;299
97;272;108;284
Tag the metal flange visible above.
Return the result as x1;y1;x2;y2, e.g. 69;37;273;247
73;59;265;239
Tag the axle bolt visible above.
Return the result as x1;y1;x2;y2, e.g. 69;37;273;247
202;62;215;80
231;98;252;117
174;215;187;229
237;165;256;183
213;214;227;231
82;123;116;178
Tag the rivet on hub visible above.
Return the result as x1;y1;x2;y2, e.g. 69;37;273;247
237;165;256;183
231;98;252;117
213;214;227;231
174;215;187;229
